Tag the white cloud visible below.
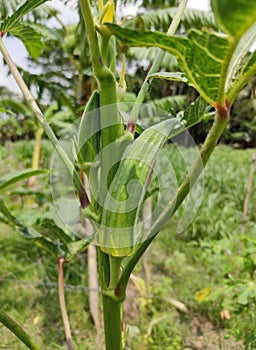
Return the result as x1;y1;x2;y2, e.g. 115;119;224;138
187;0;211;11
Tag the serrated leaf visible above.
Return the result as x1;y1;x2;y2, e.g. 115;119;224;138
126;8;217;32
38;218;73;245
107;24;229;106
0;169;47;193
0;0;50;32
9;23;44;57
129;47;177;71
211;0;256;41
0;198;69;258
180;96;213;130
0;198;41;238
27;22;64;42
66;239;91;261
33;236;64;258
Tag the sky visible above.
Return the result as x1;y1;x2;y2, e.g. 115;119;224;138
0;0;211;93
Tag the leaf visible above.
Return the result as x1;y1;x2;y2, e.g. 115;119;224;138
225;22;256;90
96;118;180;257
149;71;189;84
228;50;256;102
107;24;230;106
129;47;177;71
126;8;217;32
138;95;187;125
33;236;62;257
211;0;256;41
27;22;64;43
107;0;256;106
0;0;50;32
0;98;33;117
149;95;187;114
0;198;41;238
0;198;67;258
38;218;73;245
179;96;213;130
66;239;91;261
9;23;44;57
0;169;47;193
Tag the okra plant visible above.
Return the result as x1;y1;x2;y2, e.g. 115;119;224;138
0;0;256;349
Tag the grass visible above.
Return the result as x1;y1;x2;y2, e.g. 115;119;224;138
0;141;256;349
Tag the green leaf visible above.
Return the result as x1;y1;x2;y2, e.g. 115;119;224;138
227;50;256;103
0;169;47;193
211;0;256;41
0;198;40;238
66;239;91;261
0;0;51;32
107;24;230;105
96;118;180;257
129;47;177;71
33;236;63;258
38;218;73;245
0;198;66;258
0;98;33;116
179;96;213;130
149;71;189;84
126;8;217;32
225;22;256;90
9;23;44;57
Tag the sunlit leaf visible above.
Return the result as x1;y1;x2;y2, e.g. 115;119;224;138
107;24;229;105
0;0;50;32
9;23;44;57
211;0;256;40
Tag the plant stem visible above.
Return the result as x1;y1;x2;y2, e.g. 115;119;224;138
108;256;122;290
129;0;188;125
0;36;88;206
80;0;123;205
102;295;123;350
117;110;229;299
58;258;74;350
0;310;42;350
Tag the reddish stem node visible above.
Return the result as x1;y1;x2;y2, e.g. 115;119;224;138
214;99;230;119
114;283;121;297
79;187;90;208
127;121;135;134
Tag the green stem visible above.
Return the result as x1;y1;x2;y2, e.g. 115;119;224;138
0;36;88;206
129;0;188;125
58;258;74;350
80;0;123;205
79;0;103;76
117;110;229;299
0;310;42;350
108;256;122;290
102;295;123;350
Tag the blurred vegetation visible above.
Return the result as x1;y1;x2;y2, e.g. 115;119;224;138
0;142;255;349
